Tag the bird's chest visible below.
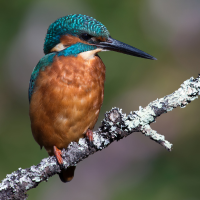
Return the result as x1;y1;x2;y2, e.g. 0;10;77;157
50;55;106;111
30;55;105;147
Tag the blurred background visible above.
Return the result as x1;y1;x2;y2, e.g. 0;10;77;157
1;0;200;199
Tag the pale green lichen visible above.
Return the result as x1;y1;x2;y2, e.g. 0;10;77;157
30;166;40;173
109;121;113;126
122;77;200;151
78;138;87;150
125;120;136;130
32;177;41;182
103;139;110;146
110;126;116;132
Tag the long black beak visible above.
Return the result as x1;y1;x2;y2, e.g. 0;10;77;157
96;36;157;60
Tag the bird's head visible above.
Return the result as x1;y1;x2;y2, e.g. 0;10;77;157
44;14;156;60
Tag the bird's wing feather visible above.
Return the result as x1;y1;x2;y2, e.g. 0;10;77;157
29;53;56;102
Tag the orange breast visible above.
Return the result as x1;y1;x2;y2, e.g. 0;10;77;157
29;54;105;156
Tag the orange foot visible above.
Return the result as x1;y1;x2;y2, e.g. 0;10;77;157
86;129;93;144
53;146;63;165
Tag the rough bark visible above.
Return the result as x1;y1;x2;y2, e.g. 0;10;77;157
0;75;200;200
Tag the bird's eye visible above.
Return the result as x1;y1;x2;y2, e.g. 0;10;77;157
81;33;93;41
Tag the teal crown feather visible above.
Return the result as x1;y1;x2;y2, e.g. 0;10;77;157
43;14;110;54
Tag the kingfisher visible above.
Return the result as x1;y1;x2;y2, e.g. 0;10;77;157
29;14;156;183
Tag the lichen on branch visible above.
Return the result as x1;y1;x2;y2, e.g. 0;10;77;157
0;75;200;200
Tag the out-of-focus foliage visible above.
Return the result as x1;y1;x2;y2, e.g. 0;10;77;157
0;0;200;199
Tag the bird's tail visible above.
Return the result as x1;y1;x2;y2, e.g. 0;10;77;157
59;166;76;183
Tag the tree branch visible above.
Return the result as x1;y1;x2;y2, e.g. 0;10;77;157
1;75;200;200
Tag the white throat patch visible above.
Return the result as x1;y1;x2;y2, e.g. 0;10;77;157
79;48;103;60
51;43;65;52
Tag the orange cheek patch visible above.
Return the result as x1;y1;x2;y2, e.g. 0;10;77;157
51;35;108;53
96;36;107;42
60;35;88;46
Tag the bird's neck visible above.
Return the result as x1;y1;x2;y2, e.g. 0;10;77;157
57;43;97;57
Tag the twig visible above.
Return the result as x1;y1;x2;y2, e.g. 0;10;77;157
0;75;200;200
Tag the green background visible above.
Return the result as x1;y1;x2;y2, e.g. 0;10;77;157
0;0;200;199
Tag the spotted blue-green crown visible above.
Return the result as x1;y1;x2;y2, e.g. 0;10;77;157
44;14;110;54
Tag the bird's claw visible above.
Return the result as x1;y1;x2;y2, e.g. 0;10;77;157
53;146;63;165
86;129;93;146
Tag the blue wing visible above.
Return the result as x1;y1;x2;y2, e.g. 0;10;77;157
28;53;55;102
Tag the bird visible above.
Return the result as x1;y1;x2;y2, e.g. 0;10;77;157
29;14;156;183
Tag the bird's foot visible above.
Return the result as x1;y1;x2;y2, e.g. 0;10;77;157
53;146;63;165
86;129;93;146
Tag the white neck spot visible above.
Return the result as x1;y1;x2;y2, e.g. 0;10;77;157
79;48;103;60
50;43;65;52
